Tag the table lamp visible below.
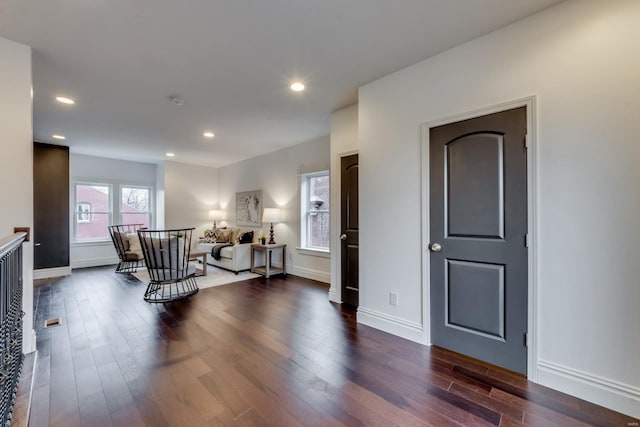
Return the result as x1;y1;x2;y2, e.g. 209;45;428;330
262;208;281;244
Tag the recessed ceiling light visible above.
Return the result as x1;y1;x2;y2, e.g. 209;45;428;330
203;132;215;138
290;82;305;92
55;96;75;105
52;134;66;140
166;152;175;157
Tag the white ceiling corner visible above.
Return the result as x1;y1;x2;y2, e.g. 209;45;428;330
0;0;563;168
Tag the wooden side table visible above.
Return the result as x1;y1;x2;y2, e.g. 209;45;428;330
250;243;286;278
189;249;208;276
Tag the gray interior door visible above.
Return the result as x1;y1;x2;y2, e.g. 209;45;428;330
429;107;528;374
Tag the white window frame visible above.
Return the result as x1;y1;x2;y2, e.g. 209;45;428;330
119;185;153;227
72;181;155;244
76;202;92;223
73;182;113;243
299;171;330;254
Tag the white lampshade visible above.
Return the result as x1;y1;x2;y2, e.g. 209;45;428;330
262;208;281;223
208;209;223;220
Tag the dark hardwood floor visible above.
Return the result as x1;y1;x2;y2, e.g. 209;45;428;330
27;266;637;426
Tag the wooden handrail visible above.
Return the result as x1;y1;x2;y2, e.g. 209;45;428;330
0;232;27;259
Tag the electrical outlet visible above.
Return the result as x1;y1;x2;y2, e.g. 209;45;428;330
389;292;398;306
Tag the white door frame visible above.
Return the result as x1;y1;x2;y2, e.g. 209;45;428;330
420;96;539;380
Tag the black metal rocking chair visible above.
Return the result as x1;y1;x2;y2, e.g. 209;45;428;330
137;228;199;303
108;224;146;273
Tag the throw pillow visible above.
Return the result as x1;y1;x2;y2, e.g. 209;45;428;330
212;228;221;240
213;228;230;243
127;233;143;259
115;231;130;251
228;228;240;244
200;229;212;243
238;230;254;244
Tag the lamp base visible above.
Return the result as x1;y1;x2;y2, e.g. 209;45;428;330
268;222;276;245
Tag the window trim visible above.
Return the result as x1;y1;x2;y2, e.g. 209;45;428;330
72;181;155;244
119;184;153;227
300;170;330;252
73;182;113;243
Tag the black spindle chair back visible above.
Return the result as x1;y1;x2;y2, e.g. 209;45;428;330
137;228;199;303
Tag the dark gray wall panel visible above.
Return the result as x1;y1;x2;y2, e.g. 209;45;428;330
446;259;505;340
34;142;70;269
445;133;504;239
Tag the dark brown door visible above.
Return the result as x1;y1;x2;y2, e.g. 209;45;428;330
341;154;359;307
429;107;528;374
34;142;70;269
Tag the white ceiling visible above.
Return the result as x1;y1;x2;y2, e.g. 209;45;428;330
0;0;562;168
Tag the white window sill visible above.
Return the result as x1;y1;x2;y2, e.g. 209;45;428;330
296;247;330;258
72;240;112;247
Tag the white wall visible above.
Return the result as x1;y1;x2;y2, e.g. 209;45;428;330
0;37;35;352
164;161;219;242
155;162;165;229
70;154;157;268
358;0;640;417
219;137;330;283
329;105;358;301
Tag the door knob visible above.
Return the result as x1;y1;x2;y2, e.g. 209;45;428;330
340;234;347;240
429;243;442;252
34;242;41;247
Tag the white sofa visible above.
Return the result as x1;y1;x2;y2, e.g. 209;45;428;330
196;242;257;273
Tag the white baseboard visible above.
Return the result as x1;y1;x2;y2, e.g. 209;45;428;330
328;288;340;303
25;330;37;354
71;257;119;269
33;266;71;280
357;306;426;344
538;359;640;419
288;265;330;284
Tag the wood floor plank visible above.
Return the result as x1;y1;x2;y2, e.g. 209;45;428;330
26;266;638;426
449;382;524;423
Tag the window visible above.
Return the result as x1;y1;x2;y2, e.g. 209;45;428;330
73;182;154;242
74;184;112;241
76;202;91;223
300;171;330;251
121;186;152;228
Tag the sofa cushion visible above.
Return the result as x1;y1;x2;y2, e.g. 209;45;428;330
148;263;197;280
124;251;143;261
219;246;234;259
140;236;187;270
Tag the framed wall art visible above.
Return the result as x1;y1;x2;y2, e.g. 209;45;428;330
235;190;262;227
